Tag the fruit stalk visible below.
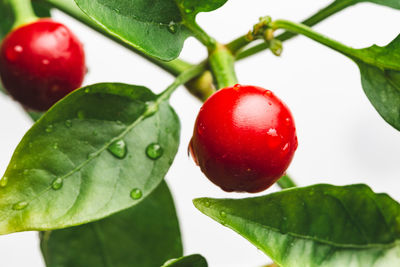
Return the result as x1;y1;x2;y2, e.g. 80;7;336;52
10;0;38;28
208;44;238;89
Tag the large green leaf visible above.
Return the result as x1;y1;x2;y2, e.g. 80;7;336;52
73;0;228;61
359;0;400;9
162;254;208;267
0;82;180;234
194;184;400;267
40;181;183;267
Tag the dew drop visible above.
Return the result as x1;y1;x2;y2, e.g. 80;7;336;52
220;211;227;218
51;178;63;190
146;143;163;160
77;110;85;119
233;84;241;90
6;45;23;61
167;21;177;34
45;125;54;133
267;128;278;137
23;169;29;175
53;143;58;149
107;139;127;159
12;201;28;210
65;120;72;128
130;188;143;200
42;59;49;65
197;122;205;135
204;200;210;207
0;176;8;187
184;8;193;14
264;90;272;97
84;88;90;93
285;117;291;125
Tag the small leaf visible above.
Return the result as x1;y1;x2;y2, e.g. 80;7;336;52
40;181;183;267
194;184;400;267
162;254;208;267
73;0;228;60
0;83;180;234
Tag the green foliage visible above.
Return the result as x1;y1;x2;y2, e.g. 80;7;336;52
194;184;400;267
162;254;208;267
359;0;400;9
40;181;182;267
73;0;228;60
0;83;180;234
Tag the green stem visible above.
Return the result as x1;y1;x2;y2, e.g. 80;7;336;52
36;0;192;76
10;0;38;28
209;44;238;89
271;19;357;59
159;62;208;101
277;174;297;189
183;20;216;50
235;0;355;60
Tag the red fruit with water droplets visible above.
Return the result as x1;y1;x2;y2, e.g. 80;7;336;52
0;19;85;111
189;84;298;193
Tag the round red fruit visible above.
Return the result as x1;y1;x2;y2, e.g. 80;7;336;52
189;84;298;193
0;19;86;111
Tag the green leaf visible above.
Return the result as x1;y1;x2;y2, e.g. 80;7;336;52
0;0;51;41
162;254;208;267
73;0;227;60
0;82;180;234
352;36;400;130
360;0;400;9
40;181;183;267
194;184;400;267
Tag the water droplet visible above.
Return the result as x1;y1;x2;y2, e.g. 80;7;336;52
12;201;28;210
282;143;289;151
65;120;72;128
23;169;29;175
84;88;90;93
267;128;278;137
107;139;127;159
197;122;205;135
0;177;8;187
264;90;272;97
205;201;210;207
42;59;49;65
184;8;193;14
51;178;63;190
6;45;23;61
77;110;85;119
130;188;142;200
233;84;241;90
220;211;227;218
285;117;291;125
167;21;177;34
146;143;163;160
53;143;58;149
45;125;54;133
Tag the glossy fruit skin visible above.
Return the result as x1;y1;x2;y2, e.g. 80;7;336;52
190;85;298;193
0;18;85;111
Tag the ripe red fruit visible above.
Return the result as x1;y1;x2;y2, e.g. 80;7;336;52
189;84;298;193
0;19;86;111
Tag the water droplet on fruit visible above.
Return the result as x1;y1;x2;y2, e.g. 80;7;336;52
42;59;49;65
294;136;298;150
281;143;290;157
107;140;127;159
197;122;205;135
167;21;177;33
51;178;63;190
184;8;193;14
233;84;241;90
12;201;28;210
77;110;85;119
264;90;272;97
146;143;163;160
45;125;54;133
285;117;291;125
6;45;23;61
65;120;72;127
267;128;278;137
130;188;142;200
0;177;8;187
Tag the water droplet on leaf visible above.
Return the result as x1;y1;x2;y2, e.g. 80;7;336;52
12;201;28;210
0;177;8;187
146;143;163;160
168;21;177;33
184;8;193;14
23;169;29;175
65;120;72;127
205;201;210;207
51;178;63;190
220;211;227;218
77;110;85;119
130;188;142;200
84;88;90;93
45;125;54;133
53;143;58;149
107;139;127;159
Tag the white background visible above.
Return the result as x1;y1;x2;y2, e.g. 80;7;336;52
1;1;400;266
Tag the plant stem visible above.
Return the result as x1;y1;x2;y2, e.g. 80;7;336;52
36;0;192;76
271;19;357;58
159;62;208;101
209;44;238;89
277;174;297;189
10;0;38;29
234;0;355;60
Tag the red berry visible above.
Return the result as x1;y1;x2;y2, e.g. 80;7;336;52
0;19;86;111
189;84;298;193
